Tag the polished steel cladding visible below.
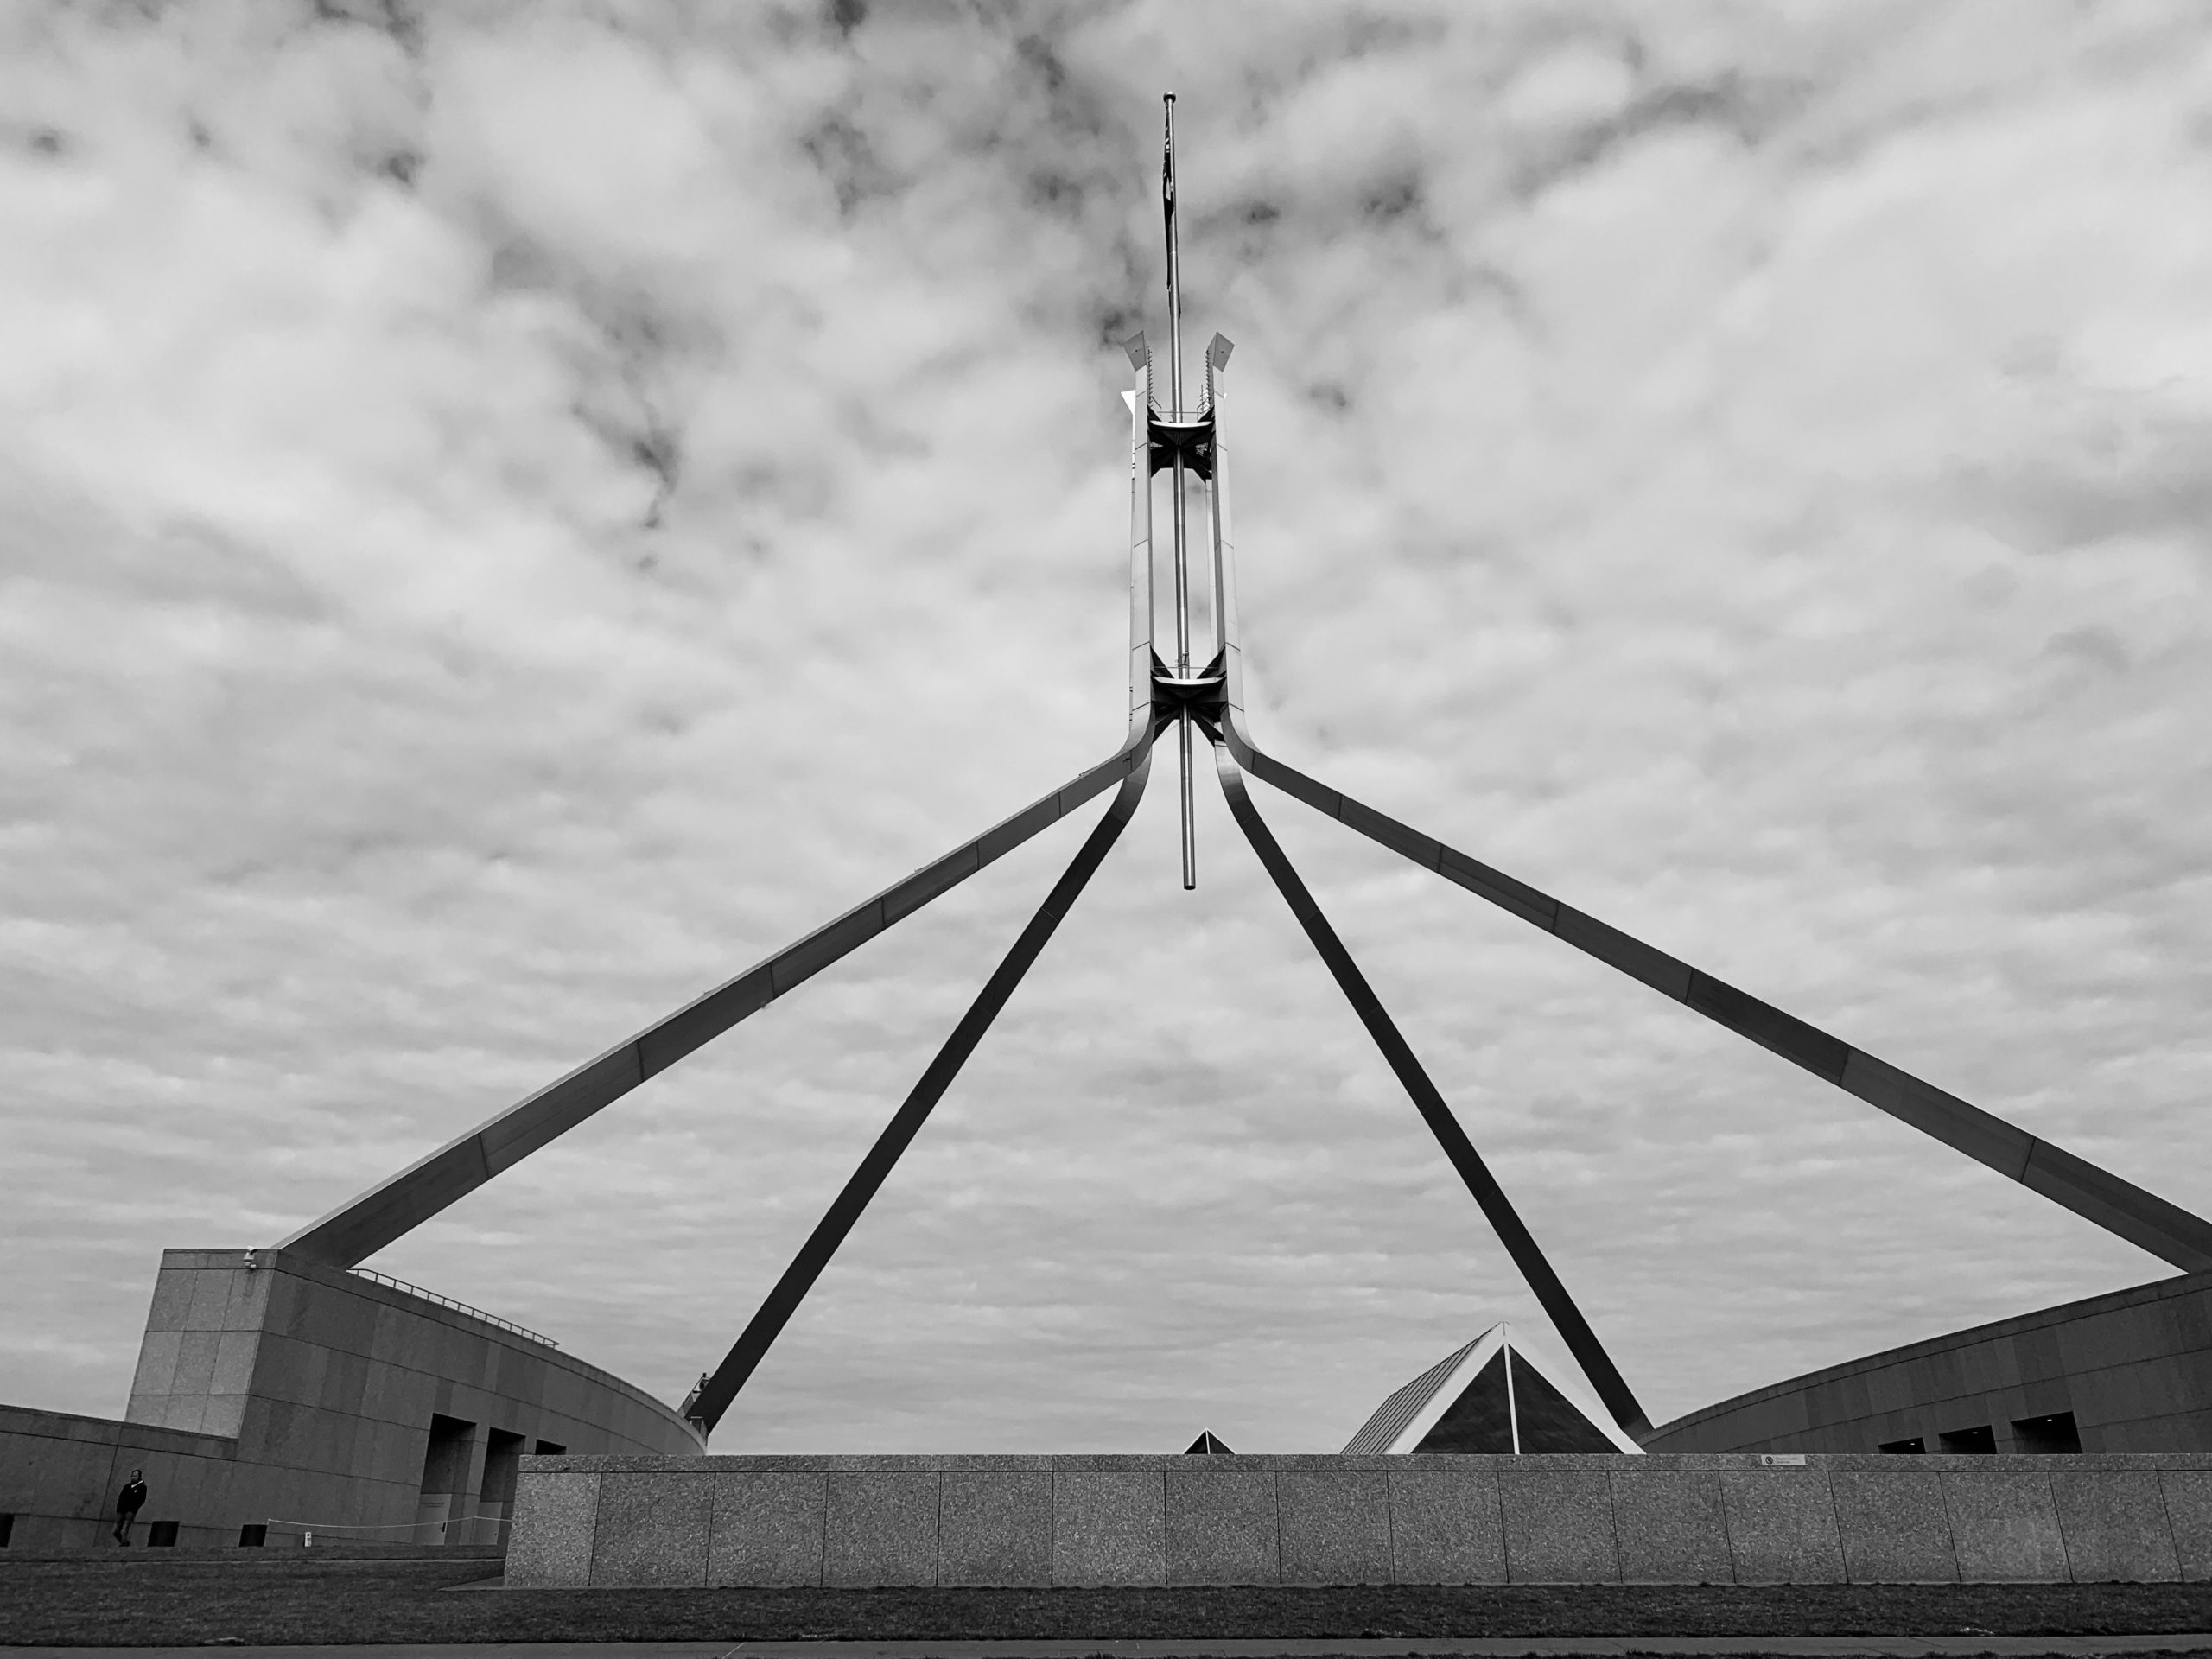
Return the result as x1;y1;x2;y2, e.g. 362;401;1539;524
276;99;2212;1445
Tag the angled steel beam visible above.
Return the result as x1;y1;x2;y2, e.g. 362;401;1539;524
283;329;1172;1273
1208;728;1651;1442
276;733;1153;1270
1223;731;2212;1274
690;743;1154;1434
1194;339;2212;1277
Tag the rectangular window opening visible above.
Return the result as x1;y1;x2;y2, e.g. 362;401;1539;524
1878;1436;1926;1454
0;1512;13;1548
1938;1424;1996;1454
238;1522;267;1548
415;1412;477;1544
147;1520;179;1547
479;1428;525;1511
2012;1410;2082;1453
533;1439;567;1456
419;1414;475;1493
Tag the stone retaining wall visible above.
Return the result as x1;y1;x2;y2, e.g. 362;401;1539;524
508;1452;2212;1587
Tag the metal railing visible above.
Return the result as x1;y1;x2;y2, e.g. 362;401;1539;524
346;1268;558;1349
266;1514;511;1548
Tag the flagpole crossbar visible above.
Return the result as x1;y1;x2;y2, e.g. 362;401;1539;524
277;96;2212;1447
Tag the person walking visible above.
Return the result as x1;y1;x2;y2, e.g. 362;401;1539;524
112;1469;147;1545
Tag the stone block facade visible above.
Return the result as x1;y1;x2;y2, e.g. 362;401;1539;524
1;1248;699;1548
1649;1270;2212;1455
510;1451;2212;1587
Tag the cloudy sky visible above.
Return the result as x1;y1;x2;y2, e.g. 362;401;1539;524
6;0;2212;1453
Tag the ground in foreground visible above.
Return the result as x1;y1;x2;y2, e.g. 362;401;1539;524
5;1555;2212;1647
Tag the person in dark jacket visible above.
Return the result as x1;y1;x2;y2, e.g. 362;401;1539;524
112;1471;147;1545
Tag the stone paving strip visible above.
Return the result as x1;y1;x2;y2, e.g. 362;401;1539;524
21;1639;2212;1659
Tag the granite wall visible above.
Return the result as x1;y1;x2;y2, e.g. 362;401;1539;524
1648;1270;2212;1455
507;1452;2212;1587
0;1405;240;1551
2;1248;701;1548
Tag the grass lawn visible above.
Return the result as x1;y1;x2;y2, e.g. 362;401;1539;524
5;1556;2212;1647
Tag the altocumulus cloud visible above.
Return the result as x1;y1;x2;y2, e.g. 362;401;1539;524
3;0;2211;1452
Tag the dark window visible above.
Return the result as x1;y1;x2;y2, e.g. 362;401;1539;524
533;1439;567;1456
238;1523;266;1548
1878;1437;1926;1454
147;1520;179;1547
420;1413;477;1499
0;1512;13;1548
2012;1410;2082;1453
1938;1424;1996;1454
480;1429;526;1509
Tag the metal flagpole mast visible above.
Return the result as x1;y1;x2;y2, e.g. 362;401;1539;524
1164;92;1197;891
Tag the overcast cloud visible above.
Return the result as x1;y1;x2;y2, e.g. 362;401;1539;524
4;0;2212;1453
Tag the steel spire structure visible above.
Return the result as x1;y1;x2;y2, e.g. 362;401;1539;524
276;99;2212;1446
1163;92;1198;891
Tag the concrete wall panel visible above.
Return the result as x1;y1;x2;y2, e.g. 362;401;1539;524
143;1267;194;1333
938;1471;1051;1586
225;1265;274;1332
1500;1470;1618;1583
1387;1470;1505;1585
200;1394;250;1440
1052;1471;1165;1586
1611;1470;1729;1584
173;1330;221;1397
709;1471;826;1586
824;1471;938;1587
1165;1469;1278;1586
355;1359;410;1427
505;1469;599;1586
2159;1470;2212;1581
211;1329;262;1397
184;1269;235;1332
129;1328;184;1402
1719;1470;1845;1584
1277;1470;1392;1586
592;1471;711;1586
316;1344;372;1417
1945;1471;2069;1582
1831;1471;1958;1583
2058;1307;2174;1376
2052;1470;2180;1582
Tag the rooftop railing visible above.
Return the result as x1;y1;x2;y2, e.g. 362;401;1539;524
347;1268;559;1350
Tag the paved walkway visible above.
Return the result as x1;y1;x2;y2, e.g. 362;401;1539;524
24;1639;2212;1659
